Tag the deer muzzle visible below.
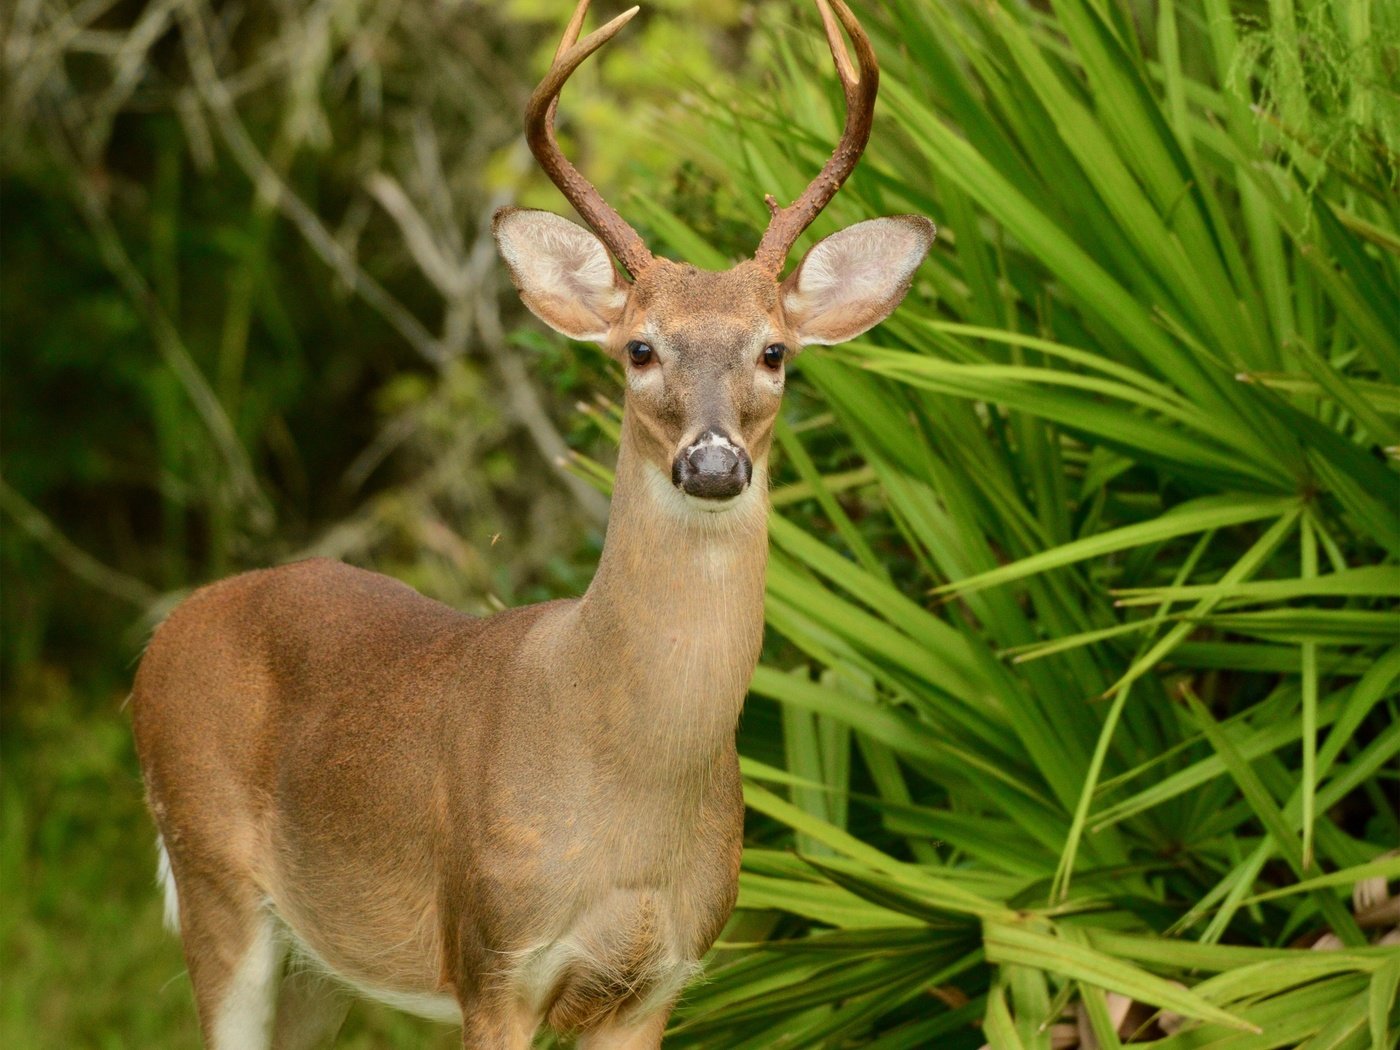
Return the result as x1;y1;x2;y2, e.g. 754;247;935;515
672;429;752;501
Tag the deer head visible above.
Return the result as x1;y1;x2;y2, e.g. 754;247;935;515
494;0;934;510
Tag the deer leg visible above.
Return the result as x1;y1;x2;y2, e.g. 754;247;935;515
576;1006;671;1050
460;996;539;1050
270;966;350;1050
174;870;285;1050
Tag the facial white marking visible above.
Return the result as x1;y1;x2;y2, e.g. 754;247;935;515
643;460;768;522
673;432;756;513
685;430;742;456
623;324;665;393
626;362;664;394
211;913;282;1050
688;493;743;513
754;365;784;393
156;835;180;933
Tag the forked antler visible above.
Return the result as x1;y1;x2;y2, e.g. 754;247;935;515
753;0;878;275
528;0;875;278
526;0;655;277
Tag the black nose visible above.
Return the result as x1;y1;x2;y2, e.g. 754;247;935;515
672;431;752;500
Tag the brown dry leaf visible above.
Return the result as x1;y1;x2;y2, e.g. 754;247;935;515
1076;991;1133;1048
1157;981;1192;1037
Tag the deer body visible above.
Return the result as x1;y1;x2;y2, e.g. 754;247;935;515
134;3;933;1046
136;403;761;1045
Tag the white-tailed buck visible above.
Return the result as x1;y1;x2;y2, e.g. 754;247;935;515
132;1;933;1045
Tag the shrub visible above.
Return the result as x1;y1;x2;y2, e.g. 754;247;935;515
622;0;1400;1045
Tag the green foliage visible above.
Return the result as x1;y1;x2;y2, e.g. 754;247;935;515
3;0;1397;1046
606;0;1398;1045
2;0;757;1044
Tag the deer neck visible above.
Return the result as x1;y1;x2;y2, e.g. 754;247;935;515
565;416;769;762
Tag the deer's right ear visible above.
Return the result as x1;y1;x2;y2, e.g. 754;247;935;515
493;208;629;343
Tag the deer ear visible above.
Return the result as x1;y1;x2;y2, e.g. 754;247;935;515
493;208;629;343
782;216;935;346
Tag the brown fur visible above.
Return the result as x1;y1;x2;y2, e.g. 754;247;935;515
133;387;764;1046
135;208;930;1048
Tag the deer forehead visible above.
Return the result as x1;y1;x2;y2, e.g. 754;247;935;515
626;261;783;351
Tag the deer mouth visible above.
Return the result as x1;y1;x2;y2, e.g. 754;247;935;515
672;430;753;502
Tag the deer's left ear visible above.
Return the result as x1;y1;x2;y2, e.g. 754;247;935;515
782;216;935;346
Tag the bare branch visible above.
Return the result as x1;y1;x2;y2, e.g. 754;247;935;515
176;0;449;365
83;0;181;157
365;171;468;298
39;115;274;533
411;113;464;260
363;125;611;524
0;479;159;609
4;0;121;140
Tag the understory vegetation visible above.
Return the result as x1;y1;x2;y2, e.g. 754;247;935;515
4;0;1397;1047
637;1;1400;1046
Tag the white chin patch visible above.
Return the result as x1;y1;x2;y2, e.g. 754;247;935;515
643;462;764;521
683;490;746;513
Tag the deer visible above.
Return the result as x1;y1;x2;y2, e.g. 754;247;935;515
131;1;933;1046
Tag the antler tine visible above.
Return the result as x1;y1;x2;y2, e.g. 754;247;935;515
553;0;591;61
753;0;878;275
526;1;655;277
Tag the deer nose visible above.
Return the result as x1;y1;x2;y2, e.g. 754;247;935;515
672;430;752;500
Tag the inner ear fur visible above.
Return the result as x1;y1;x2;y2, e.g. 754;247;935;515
782;215;935;346
493;207;630;343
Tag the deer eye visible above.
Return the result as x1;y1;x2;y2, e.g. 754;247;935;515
762;343;786;370
627;341;654;367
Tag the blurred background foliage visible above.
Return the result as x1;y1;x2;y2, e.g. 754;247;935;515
2;0;1398;1047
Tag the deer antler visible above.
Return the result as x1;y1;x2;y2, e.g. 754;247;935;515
525;0;655;278
753;0;878;275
